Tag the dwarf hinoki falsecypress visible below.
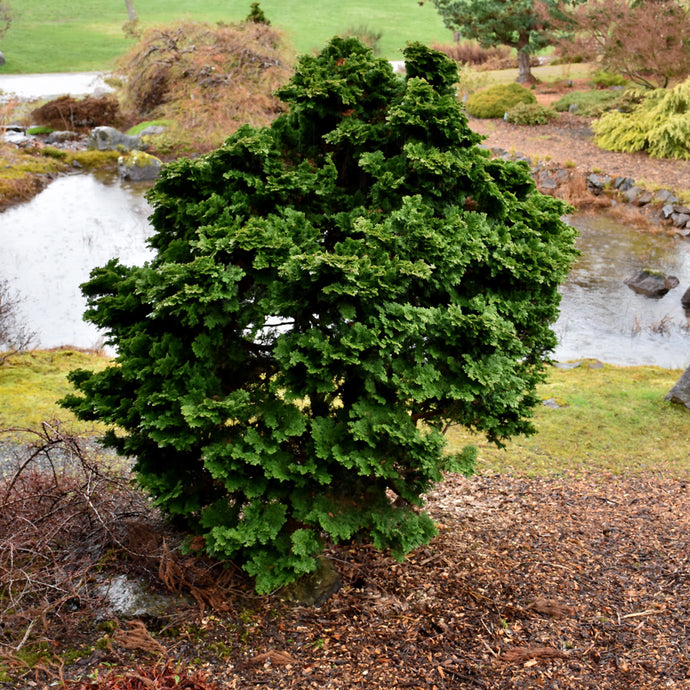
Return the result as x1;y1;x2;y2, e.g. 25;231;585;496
62;39;578;593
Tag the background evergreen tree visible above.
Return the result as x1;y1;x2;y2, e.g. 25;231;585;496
427;0;568;83
62;39;578;593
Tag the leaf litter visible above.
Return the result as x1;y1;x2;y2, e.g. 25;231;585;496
1;427;689;688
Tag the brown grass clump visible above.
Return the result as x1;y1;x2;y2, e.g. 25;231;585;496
30;95;124;132
117;20;294;154
555;171;610;209
432;41;513;70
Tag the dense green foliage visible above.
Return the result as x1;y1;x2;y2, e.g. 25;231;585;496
593;79;690;159
62;39;578;593
590;69;628;89
465;82;537;118
505;102;558;126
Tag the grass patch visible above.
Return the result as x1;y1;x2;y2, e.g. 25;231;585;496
552;89;633;117
0;349;109;434
126;119;174;135
0;0;452;72
0;144;121;209
446;362;690;478
0;143;68;209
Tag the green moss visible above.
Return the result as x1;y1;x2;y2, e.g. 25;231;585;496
446;363;690;478
66;149;122;168
26;125;54;135
0;349;110;433
126;119;174;135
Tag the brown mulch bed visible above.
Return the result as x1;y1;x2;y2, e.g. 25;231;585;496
470;113;690;193
44;472;689;690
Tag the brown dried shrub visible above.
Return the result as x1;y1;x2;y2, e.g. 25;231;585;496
117;20;294;153
30;95;124;132
0;423;157;660
432;41;511;67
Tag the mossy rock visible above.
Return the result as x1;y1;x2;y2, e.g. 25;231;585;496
117;150;162;181
465;82;536;119
281;557;342;607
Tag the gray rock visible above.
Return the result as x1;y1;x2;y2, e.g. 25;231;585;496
665;366;690;410
654;189;679;205
586;173;613;194
553;361;583;369
538;175;558;191
88;125;143;151
138;125;168;136
282;557;342;607
623;186;642;204
554;168;571;184
542;397;570;408
117;150;162;181
661;204;676;219
671;213;690;228
635;191;654;206
614;176;635;191
624;269;680;297
46;130;81;144
681;286;690;310
97;574;187;618
0;51;4;67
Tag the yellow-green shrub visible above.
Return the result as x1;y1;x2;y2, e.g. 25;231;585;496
593;79;690;159
464;82;536;119
505;103;558;126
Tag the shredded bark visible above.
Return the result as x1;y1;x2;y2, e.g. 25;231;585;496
45;472;688;690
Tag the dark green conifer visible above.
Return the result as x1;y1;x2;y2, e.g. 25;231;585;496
62;39;577;593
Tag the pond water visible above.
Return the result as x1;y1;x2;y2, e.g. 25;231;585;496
1;172;689;368
0;72;113;103
1;172;154;351
554;215;690;369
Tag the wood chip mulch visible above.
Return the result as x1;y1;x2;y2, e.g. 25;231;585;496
115;472;689;690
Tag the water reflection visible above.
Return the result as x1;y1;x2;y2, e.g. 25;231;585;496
0;171;154;350
554;215;690;368
1;173;689;368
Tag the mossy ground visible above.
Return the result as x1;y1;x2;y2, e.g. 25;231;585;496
0;349;109;434
2;350;687;479
446;361;690;478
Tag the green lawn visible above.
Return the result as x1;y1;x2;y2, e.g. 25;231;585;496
0;0;453;73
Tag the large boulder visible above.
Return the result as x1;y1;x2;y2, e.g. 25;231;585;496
117;150;162;181
624;269;679;297
665;366;690;410
88;126;143;151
